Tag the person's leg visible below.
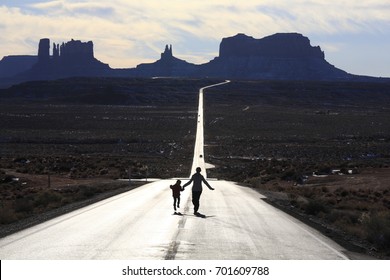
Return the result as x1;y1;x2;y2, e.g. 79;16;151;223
192;191;202;213
177;196;180;208
173;197;177;211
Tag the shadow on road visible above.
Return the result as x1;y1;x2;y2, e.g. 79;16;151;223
172;212;216;219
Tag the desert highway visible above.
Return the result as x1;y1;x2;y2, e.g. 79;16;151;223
0;81;349;260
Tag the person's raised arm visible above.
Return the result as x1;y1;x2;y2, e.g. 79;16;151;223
202;177;214;190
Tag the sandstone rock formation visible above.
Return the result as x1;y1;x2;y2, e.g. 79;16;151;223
198;33;351;80
136;44;197;77
26;38;111;80
38;38;50;63
1;33;387;89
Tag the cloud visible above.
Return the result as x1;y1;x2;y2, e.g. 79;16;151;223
28;0;116;17
0;0;389;75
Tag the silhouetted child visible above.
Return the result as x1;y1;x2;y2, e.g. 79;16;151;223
170;180;183;214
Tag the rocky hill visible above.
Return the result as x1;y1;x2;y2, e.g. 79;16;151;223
136;45;197;77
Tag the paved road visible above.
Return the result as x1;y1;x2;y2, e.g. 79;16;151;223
0;179;348;259
0;81;349;260
189;81;230;177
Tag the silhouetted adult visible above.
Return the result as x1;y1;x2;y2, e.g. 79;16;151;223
183;167;214;215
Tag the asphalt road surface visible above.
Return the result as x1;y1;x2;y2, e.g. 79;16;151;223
189;81;230;176
0;179;349;259
0;81;349;260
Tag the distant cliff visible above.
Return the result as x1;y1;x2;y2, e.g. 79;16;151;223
220;33;324;59
0;56;37;78
23;38;112;80
198;33;352;80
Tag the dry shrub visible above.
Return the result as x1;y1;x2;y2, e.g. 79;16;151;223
362;211;390;251
324;197;338;205
327;209;342;223
34;191;62;208
327;209;359;225
335;187;349;197
304;199;328;215
340;224;366;239
0;205;17;224
301;187;316;199
76;185;101;200
14;197;34;213
337;199;371;212
288;193;298;206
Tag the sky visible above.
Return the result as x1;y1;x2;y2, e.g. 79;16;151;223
0;0;389;77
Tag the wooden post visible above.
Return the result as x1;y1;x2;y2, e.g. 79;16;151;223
48;172;51;188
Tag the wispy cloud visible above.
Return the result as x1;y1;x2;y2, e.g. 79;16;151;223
28;0;116;17
0;0;389;76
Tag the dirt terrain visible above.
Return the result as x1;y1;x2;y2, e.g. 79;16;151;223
1;78;390;258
